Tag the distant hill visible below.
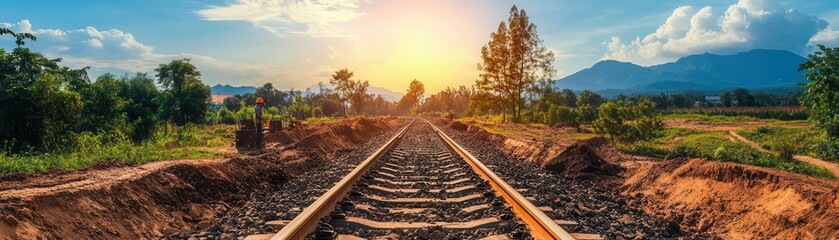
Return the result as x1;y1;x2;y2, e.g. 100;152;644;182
210;84;257;95
555;49;808;94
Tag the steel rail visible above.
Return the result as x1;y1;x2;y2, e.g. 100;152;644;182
428;120;577;240
270;120;414;240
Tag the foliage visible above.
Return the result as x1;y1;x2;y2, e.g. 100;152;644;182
799;45;839;141
419;86;473;116
155;59;211;126
119;73;162;141
544;105;579;128
476;5;555;122
397;79;425;114
0;28;210;156
592;99;663;141
0;124;234;174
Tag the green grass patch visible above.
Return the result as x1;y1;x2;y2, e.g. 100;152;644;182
737;126;823;158
0;124;234;175
619;129;835;179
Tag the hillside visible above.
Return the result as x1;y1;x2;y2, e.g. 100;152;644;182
555;49;809;93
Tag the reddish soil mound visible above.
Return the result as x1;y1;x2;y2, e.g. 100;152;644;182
447;121;469;131
0;158;285;239
293;118;391;154
540;142;622;178
0;117;399;239
624;159;839;239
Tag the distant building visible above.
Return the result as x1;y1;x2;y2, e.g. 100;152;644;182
212;94;233;104
705;96;721;104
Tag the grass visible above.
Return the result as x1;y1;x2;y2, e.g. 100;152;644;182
619;128;835;179
737;126;824;157
662;113;810;126
457;116;596;142
0;124;235;175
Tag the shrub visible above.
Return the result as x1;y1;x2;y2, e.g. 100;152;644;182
593;99;663;141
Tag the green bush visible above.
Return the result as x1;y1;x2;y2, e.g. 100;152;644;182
593;99;663;141
544;105;579;128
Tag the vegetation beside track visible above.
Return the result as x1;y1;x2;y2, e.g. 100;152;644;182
0;124;234;174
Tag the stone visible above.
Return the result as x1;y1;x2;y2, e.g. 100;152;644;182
171;211;188;222
197;220;215;230
2;215;18;226
188;203;208;221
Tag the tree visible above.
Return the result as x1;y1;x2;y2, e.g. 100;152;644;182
560;89;577;107
119;73;161;141
576;90;604;108
592;99;662;141
397;79;425;114
78;73;129;134
347;80;370;115
0;28;66;152
255;83;288;107
721;92;733;107
799;45;839;140
731;88;755;107
545;105;579;129
477;5;555;122
155;59;210;125
330;68;354;116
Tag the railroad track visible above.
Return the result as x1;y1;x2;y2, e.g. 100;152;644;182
245;120;601;240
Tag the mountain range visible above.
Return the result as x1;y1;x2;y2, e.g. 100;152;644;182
210;84;257;95
555;49;809;94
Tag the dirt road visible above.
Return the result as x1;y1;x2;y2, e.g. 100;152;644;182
728;130;839;178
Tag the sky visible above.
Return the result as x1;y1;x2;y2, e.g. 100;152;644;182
1;0;838;94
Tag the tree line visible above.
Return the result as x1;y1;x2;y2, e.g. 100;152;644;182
1;28;210;154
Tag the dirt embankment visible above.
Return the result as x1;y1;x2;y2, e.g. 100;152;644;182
449;120;839;238
624;159;839;239
443;120;622;177
0;117;399;240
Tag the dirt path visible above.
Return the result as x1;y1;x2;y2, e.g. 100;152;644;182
728;130;839;178
0;159;224;200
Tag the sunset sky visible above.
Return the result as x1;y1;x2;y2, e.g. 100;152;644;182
2;0;838;93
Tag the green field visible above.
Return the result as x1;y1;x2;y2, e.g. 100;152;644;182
0;124;235;174
620;114;835;179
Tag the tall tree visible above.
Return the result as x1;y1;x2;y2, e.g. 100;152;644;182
477;5;555;122
800;45;839;140
119;73;161;141
330;68;354;116
397;79;425;114
155;59;210;125
347;79;370;115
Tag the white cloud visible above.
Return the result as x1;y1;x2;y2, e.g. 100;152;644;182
196;0;370;37
603;0;828;65
810;27;839;47
0;19;304;87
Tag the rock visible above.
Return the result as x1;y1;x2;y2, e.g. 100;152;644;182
447;121;468;131
430;230;446;239
171;211;188;222
666;220;682;236
188;203;208;221
3;215;19;226
161;226;179;235
197;220;215;230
